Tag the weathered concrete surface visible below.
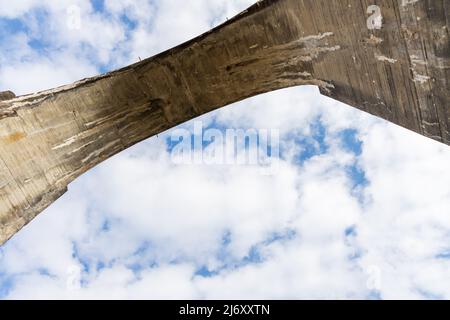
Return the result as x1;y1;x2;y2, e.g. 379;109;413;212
0;0;448;245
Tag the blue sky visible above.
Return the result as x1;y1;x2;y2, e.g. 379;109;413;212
0;0;450;300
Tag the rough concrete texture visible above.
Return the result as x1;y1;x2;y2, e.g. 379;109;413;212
0;0;448;245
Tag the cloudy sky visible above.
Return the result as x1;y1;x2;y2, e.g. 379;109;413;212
0;0;449;300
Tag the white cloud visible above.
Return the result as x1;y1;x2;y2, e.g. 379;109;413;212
0;53;98;94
